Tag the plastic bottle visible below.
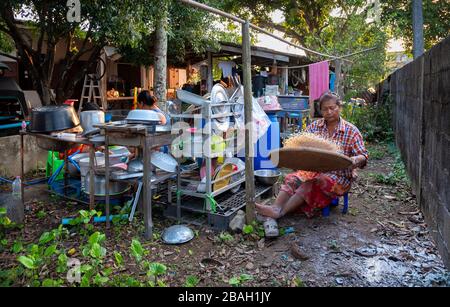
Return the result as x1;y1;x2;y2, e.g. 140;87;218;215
21;121;27;130
12;176;22;199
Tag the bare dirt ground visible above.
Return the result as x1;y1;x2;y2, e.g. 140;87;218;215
1;143;449;287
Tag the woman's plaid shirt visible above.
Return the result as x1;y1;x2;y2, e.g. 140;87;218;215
306;117;369;188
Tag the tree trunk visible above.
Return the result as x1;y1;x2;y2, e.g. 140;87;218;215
153;4;168;110
412;0;424;59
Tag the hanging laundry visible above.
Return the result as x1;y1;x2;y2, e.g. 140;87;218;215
329;72;336;92
308;61;329;101
218;61;236;78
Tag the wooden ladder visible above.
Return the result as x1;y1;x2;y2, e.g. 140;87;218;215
78;74;105;114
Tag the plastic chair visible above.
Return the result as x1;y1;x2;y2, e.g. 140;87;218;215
322;192;349;216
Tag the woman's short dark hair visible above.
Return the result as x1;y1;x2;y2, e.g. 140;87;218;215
319;91;342;109
137;90;157;107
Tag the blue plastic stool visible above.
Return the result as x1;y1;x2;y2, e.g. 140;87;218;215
287;112;303;131
322;193;349;216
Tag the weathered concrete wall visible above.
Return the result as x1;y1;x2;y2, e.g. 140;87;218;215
386;37;450;268
0;135;47;177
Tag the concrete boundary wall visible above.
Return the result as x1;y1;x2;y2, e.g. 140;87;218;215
384;37;449;268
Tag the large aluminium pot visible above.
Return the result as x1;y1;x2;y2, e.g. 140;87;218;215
84;173;130;196
28;105;80;133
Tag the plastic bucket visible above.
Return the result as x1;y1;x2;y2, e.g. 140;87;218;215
254;113;280;170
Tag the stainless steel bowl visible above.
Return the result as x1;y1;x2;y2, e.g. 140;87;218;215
84;174;130;196
254;169;281;186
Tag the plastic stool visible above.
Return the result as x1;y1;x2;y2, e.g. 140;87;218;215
287;112;303;131
322;192;349;216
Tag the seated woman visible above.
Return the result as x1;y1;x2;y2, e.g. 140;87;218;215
256;91;369;219
137;90;168;125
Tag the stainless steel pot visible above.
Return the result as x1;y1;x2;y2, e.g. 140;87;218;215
28;105;80;133
84;173;130;196
80;110;104;136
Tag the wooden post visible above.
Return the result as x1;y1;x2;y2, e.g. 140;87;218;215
242;21;256;223
335;59;342;98
207;51;213;93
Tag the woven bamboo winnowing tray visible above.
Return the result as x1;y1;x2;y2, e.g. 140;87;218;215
270;147;352;172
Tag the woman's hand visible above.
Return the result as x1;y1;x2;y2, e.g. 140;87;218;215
350;155;366;169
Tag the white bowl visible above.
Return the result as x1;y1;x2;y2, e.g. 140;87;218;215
126;109;161;123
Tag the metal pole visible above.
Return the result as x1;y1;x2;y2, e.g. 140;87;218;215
143;136;153;240
20;133;24;207
242;21;255;223
88;146;95;210
104;135;110;230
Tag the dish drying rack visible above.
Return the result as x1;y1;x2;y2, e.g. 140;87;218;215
169;82;247;218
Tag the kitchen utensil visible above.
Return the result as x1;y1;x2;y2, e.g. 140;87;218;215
128;159;144;173
213;163;234;192
126;109;161;124
28;105;80;133
176;89;208;106
210;84;231;132
80;110;104;136
161;225;195;244
151;152;177;173
270;147;352;172
254;169;281;186
84;173;130;196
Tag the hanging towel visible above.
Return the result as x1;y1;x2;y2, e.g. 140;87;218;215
308;61;329;101
218;61;236;78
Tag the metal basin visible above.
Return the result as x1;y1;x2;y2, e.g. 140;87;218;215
254;169;281;186
162;225;194;244
84;174;130;196
28;105;80;133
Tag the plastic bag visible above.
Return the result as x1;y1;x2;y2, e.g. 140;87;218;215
235;96;271;152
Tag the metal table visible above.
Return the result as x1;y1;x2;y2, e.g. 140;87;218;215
20;131;104;210
95;122;173;240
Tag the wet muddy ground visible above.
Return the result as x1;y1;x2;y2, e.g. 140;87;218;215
1;144;449;287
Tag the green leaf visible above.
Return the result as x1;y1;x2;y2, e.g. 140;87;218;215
185;275;199;287
130;239;144;263
0;208;6;215
44;244;58;257
88;232;106;245
228;277;240;286
42;279;56;287
148;262;167;276
114;251;123;267
12;241;23;253
90;243;106;259
38;232;55;245
243;224;254;235
239;273;253;282
18;256;36;269
94;273;109;285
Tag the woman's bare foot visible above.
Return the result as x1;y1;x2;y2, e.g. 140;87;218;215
255;203;282;219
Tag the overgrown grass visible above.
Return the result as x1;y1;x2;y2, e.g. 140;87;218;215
341;101;393;143
368;142;410;186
